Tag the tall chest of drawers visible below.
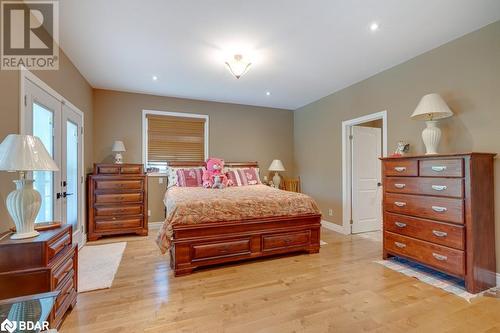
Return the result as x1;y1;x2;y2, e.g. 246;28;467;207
381;153;496;293
88;163;148;241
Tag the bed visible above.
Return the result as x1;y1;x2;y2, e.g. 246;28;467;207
156;161;322;276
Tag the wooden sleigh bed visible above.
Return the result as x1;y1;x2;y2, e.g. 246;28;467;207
163;161;322;276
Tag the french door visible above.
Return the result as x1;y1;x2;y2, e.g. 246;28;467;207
23;78;84;245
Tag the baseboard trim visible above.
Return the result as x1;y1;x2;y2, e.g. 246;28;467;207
148;222;163;230
321;220;350;235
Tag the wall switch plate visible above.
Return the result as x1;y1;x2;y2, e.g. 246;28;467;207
148;210;151;216
159;178;163;184
328;209;333;216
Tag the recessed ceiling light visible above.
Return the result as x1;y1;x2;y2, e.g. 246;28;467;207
266;91;271;96
370;22;380;32
152;75;158;81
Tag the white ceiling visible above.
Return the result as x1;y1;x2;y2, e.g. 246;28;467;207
59;0;500;110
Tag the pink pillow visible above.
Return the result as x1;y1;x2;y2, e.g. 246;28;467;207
176;168;203;187
227;168;261;186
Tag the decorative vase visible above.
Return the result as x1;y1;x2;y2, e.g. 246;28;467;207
422;120;441;155
6;179;41;239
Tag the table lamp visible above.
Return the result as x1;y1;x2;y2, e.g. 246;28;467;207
112;140;126;164
411;93;453;155
268;159;285;188
0;134;59;239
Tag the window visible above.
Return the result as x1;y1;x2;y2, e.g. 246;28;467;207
142;110;209;173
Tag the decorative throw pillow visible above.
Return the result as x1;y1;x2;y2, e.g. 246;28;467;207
227;168;261;186
166;167;180;188
176;168;204;187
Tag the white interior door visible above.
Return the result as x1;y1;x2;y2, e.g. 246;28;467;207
351;125;382;234
24;78;84;245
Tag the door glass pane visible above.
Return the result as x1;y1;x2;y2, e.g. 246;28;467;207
66;121;79;230
33;103;54;223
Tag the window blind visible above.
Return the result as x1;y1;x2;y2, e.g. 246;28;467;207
146;114;206;164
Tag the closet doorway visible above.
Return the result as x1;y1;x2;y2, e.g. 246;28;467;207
342;111;387;234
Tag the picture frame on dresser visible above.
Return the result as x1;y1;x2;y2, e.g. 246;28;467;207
87;163;148;241
381;153;496;293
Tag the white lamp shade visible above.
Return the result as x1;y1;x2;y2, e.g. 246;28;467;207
112;140;126;152
268;159;285;172
0;134;59;172
411;93;454;121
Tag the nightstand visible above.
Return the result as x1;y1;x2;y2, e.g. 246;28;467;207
0;225;77;329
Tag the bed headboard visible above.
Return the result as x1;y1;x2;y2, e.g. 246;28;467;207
167;161;259;168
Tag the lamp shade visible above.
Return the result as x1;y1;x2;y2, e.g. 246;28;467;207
268;159;285;172
411;93;453;121
0;134;59;172
111;140;126;152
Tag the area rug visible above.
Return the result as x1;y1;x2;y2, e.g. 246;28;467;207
375;257;481;301
78;242;126;293
320;240;327;246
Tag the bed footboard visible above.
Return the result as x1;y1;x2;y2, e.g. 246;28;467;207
170;214;321;276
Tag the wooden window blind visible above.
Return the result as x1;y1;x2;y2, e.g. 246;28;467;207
146;114;206;164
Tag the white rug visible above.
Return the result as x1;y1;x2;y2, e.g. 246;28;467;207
78;242;126;293
320;240;327;246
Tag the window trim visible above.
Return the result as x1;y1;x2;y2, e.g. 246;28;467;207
142;109;209;174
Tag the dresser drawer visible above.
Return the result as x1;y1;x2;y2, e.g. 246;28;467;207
384;193;464;224
262;230;310;251
52;250;75;289
95;205;143;217
385;177;463;198
384;213;464;250
95;193;143;204
95;217;143;231
95;165;120;174
47;229;72;263
95;179;143;191
383;160;418;177
191;239;251;260
419;159;463;178
385;232;464;277
120;165;143;174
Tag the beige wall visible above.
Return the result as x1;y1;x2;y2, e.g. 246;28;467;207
0;50;93;233
93;89;294;221
294;21;500;268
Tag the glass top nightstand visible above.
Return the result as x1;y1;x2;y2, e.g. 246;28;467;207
0;291;59;333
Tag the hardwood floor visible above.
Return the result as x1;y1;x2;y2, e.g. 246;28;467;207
61;228;500;332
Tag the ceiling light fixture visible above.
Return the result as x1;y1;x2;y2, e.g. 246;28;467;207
266;91;271;96
225;54;252;79
370;22;380;32
152;75;158;81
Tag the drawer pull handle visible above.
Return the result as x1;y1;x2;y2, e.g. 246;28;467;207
394;183;406;189
431;166;447;172
394;167;406;172
394;242;406;248
432;253;448;261
432;230;448;238
394;201;407;207
395;222;407;228
431;185;447;191
432;206;447;212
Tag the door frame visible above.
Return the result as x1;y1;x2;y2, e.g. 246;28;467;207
341;110;387;235
19;66;86;248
